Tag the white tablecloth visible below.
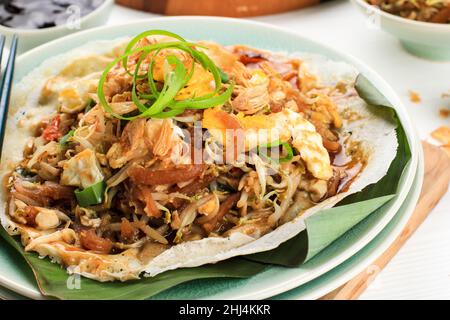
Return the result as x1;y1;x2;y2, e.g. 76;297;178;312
107;0;449;300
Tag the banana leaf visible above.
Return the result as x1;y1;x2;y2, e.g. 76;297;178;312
245;195;396;266
0;227;266;300
0;74;411;299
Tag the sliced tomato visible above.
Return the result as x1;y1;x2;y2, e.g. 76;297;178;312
42;115;62;141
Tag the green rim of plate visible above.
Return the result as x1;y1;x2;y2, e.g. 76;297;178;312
0;17;418;300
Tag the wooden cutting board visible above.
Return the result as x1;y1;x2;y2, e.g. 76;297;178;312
321;141;450;300
116;0;321;17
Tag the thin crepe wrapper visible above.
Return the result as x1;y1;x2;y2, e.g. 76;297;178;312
0;73;410;299
0;42;398;280
0;227;266;300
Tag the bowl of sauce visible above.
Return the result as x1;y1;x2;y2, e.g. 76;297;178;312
0;0;114;53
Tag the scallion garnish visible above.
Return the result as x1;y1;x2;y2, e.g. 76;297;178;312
97;30;234;120
74;181;106;207
59;130;74;146
258;140;294;163
84;98;96;113
219;68;229;83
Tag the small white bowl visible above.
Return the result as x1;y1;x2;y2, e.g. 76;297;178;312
351;0;450;61
0;0;114;54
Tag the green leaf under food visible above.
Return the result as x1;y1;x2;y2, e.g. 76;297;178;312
246;195;395;266
0;74;411;299
0;227;265;300
338;75;411;204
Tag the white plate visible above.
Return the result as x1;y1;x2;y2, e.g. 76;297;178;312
0;17;419;299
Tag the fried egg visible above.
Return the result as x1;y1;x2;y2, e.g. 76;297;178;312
203;108;332;180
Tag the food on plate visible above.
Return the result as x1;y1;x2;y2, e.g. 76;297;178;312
0;30;397;281
366;0;450;23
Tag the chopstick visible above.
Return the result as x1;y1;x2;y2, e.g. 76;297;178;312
0;35;18;160
0;36;5;72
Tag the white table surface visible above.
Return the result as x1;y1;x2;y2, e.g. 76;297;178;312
0;0;446;300
109;0;450;300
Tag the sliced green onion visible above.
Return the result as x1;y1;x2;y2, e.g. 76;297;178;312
151;108;186;119
84;98;96;113
59;130;74;146
143;55;189;116
139;93;157;100
258;140;294;163
279;142;294;163
219;68;229;83
98;42;199;120
132;50;152;113
74;181;106;207
98;30;232;120
122;30;187;76
170;83;234;110
147;50;160;98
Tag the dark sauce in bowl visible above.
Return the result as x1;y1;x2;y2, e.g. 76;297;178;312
0;0;104;29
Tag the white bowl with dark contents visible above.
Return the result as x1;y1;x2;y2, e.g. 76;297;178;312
351;0;450;61
0;0;114;53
